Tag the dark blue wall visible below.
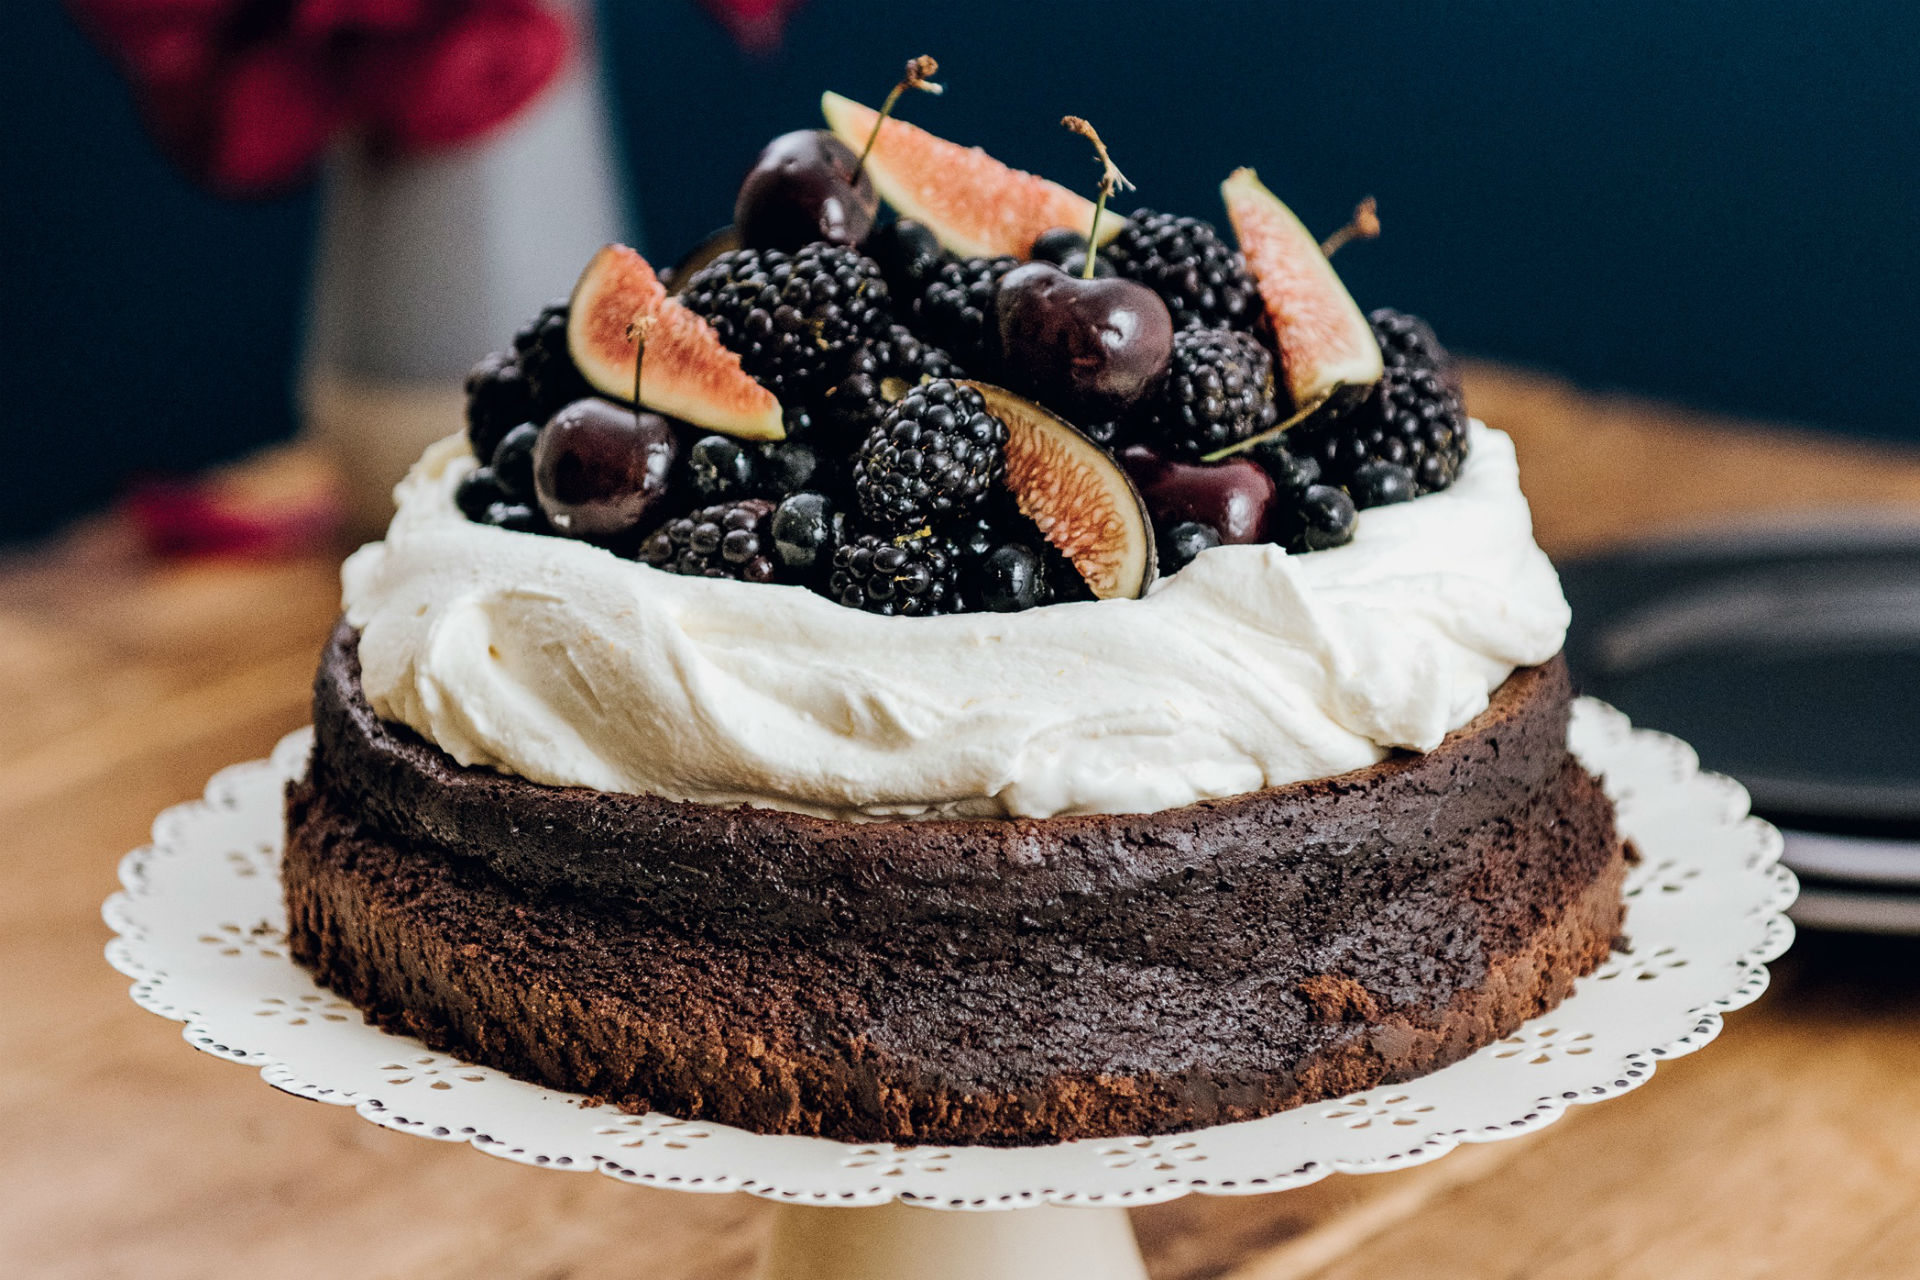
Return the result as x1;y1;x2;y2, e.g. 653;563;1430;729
5;1;1915;543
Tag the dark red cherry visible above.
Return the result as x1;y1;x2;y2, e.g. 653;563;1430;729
995;261;1172;421
734;130;878;252
533;399;682;543
1119;444;1277;545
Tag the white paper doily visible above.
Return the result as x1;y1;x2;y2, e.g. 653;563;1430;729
104;700;1795;1211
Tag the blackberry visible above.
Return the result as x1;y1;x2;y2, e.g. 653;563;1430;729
820;324;963;444
464;351;535;465
852;379;1008;530
915;255;1018;370
637;499;780;583
511;301;592;411
678;243;892;400
1103;210;1257;331
1292;310;1469;495
829;531;963;616
1138;327;1276;457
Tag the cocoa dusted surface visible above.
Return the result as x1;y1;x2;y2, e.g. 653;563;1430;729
285;622;1626;1144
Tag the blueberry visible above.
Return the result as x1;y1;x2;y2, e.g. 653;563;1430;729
482;500;544;534
688;435;757;499
490;423;542;500
1295;484;1357;552
1349;460;1416;509
1161;520;1221;573
455;467;509;522
1056;250;1116;279
866;218;948;296
1253;442;1321;493
974;543;1049;612
755;439;821;496
771;491;837;572
1029;227;1090;265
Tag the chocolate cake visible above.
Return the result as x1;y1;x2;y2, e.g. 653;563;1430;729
285;624;1625;1144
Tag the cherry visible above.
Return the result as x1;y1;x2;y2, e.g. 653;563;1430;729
733;130;877;252
1119;445;1277;545
995;261;1172;420
532;399;682;543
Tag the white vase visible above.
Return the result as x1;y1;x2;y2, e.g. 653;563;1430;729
300;0;630;537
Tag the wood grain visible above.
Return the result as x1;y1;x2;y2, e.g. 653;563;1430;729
5;364;1918;1279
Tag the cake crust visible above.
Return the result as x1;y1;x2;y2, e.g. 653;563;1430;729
286;622;1626;1144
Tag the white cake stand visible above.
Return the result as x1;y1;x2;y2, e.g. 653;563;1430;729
104;701;1795;1280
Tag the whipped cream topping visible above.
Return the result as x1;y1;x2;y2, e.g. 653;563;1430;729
342;423;1569;820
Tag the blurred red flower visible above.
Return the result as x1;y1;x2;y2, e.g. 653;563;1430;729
66;0;572;195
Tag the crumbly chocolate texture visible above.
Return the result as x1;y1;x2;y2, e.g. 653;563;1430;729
286;622;1626;1144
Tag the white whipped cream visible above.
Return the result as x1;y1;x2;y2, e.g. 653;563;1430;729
342;423;1569;820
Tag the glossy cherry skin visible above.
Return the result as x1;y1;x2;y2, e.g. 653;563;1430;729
533;399;682;543
734;130;878;252
994;261;1173;421
1119;444;1277;545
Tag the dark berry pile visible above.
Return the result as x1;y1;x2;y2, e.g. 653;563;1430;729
1102;210;1258;331
1287;309;1469;504
452;124;1476;614
852;379;1007;530
678;243;893;399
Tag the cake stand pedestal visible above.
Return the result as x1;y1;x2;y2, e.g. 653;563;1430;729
104;702;1794;1280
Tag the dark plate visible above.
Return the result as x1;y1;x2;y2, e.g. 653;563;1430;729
1559;515;1920;840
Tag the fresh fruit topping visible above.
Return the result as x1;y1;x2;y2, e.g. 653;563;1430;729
1139;327;1276;457
995;261;1172;420
1277;484;1358;552
820;323;962;444
829;529;963;616
771;491;842;574
678;242;893;401
754;438;825;498
532;399;682;543
481;500;544;534
1287;309;1470;495
567;244;785;441
864;218;950;302
490;422;542;501
639;499;781;583
1160;520;1222;573
663;226;743;294
1250;440;1321;492
852;379;1008;530
1221;167;1382;415
1347;460;1416;508
917;255;1018;371
1119;445;1276;546
455;467;509;521
821;91;1116;259
464;350;535;465
733;130;877;251
971;541;1051;612
1318;197;1381;258
512;301;594;410
1104;209;1258;331
687;433;758;501
994;121;1173;422
969;382;1156;600
1027;226;1113;278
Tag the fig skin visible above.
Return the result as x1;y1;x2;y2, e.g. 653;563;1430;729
1120;445;1277;545
995;262;1173;421
734;130;878;252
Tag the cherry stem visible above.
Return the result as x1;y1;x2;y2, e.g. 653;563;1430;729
625;315;656;419
1062;116;1134;279
1201;394;1330;463
1320;197;1381;257
855;56;943;177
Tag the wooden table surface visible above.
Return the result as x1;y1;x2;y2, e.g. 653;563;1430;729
8;364;1920;1279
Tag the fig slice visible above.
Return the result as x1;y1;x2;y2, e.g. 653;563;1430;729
964;381;1156;600
1221;168;1382;415
821;91;1120;260
567;244;785;441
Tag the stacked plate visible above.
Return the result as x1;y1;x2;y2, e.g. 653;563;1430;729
1560;516;1920;934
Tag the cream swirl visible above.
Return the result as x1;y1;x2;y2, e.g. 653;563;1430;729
342;423;1569;819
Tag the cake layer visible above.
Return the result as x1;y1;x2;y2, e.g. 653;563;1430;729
286;623;1627;1144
